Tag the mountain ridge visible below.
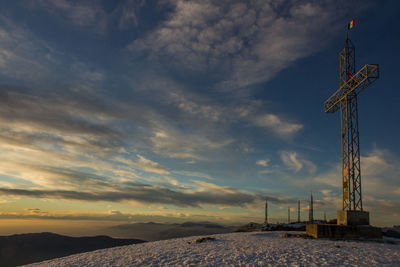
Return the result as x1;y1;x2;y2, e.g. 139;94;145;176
0;232;144;267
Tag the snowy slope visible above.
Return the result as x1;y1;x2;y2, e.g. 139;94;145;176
25;231;400;266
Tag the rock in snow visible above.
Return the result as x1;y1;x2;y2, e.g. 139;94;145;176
25;231;400;266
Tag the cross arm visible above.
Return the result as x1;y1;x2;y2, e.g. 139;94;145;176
324;64;379;113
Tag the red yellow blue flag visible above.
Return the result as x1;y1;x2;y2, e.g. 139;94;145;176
348;19;355;29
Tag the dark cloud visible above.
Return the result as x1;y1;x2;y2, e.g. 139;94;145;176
0;211;126;221
254;192;299;205
25;208;41;211
0;90;118;138
0;85;170;144
34;165;116;189
0;183;292;207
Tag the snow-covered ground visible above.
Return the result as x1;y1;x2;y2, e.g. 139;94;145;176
25;231;400;266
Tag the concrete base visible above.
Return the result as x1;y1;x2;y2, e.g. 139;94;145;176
337;210;369;225
306;224;381;239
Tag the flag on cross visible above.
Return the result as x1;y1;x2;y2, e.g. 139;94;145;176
348;19;356;29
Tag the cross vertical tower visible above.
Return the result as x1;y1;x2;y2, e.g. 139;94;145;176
339;37;362;211
324;33;379;225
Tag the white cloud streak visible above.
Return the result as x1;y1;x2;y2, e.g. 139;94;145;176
280;151;316;174
256;159;269;167
254;114;303;137
136;155;170;175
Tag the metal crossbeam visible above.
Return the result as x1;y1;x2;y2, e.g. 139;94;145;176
324;64;379;113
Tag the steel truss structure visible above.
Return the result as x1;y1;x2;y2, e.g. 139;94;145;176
324;37;379;211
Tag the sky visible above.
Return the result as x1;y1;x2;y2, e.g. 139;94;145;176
0;0;399;235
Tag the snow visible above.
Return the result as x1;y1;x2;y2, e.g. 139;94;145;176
25;231;400;266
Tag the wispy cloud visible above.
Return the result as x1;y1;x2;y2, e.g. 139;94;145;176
313;147;400;198
280;151;316;174
31;0;108;30
29;0;150;32
139;77;304;139
256;159;270;167
254;114;303;137
136;155;170;175
116;0;147;29
173;171;215;180
0;17;53;81
148;124;234;160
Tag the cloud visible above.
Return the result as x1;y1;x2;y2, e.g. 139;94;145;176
0;210;134;221
361;148;393;176
281;151;303;172
146;79;303;139
0;88;130;171
31;0;108;30
0;208;262;225
361;148;400;199
116;0;147;29
24;208;49;215
313;147;400;201
0;86;242;204
0;177;298;208
108;210;122;215
114;155;171;176
0;158;118;191
136;155;170;175
254;114;303;137
308;147;400;207
148;124;234;160
320;189;332;197
0;185;254;207
0;91;119;139
362;197;400;226
256;159;269;167
0;17;53;81
166;90;222;122
25;208;41;212
0;0;381;225
173;171;214;180
311;164;341;188
128;0;355;90
280;151;316;174
29;0;151;33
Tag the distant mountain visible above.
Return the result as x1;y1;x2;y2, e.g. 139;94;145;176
0;232;144;267
105;221;235;241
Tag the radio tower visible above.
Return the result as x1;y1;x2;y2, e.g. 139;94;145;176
324;19;379;225
288;207;290;224
309;192;313;223
264;200;268;224
297;200;300;223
